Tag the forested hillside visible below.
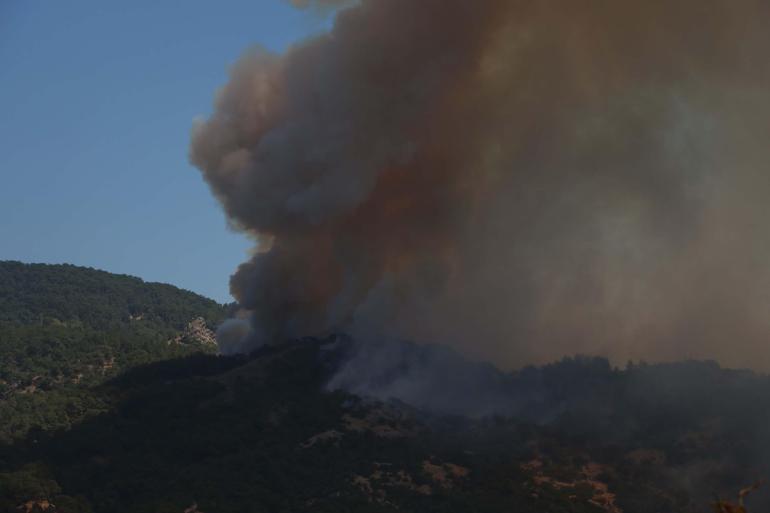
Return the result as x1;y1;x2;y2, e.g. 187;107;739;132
1;337;767;513
0;261;224;330
0;261;228;442
0;263;767;513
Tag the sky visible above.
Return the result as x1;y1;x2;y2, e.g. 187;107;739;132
0;1;332;303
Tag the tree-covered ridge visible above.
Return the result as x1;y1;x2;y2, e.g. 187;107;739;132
0;261;225;331
0;261;229;443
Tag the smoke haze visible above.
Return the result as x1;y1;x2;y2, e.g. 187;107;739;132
191;0;770;370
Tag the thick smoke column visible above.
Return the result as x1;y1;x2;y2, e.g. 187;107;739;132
191;0;770;369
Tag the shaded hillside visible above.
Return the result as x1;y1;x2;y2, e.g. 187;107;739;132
0;261;228;442
1;336;768;513
0;341;603;513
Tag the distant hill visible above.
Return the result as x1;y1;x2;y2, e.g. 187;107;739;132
0;261;228;443
0;261;225;331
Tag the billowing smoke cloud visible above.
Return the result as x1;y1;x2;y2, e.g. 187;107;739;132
191;0;770;370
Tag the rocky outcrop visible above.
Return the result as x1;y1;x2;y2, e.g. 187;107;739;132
170;318;217;346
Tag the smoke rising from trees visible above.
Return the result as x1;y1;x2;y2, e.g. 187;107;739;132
191;0;770;369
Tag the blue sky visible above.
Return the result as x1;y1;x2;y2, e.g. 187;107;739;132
0;1;332;303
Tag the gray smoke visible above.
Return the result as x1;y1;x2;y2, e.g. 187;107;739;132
191;0;770;370
216;318;254;356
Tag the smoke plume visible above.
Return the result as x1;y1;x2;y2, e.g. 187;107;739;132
191;0;770;370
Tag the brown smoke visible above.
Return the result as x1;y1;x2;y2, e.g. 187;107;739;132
191;0;770;369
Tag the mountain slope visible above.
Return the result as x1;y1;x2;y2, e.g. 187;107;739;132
0;261;228;442
1;340;608;513
1;336;769;513
1;264;768;512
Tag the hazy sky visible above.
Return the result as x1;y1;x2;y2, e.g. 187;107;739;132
0;1;331;303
